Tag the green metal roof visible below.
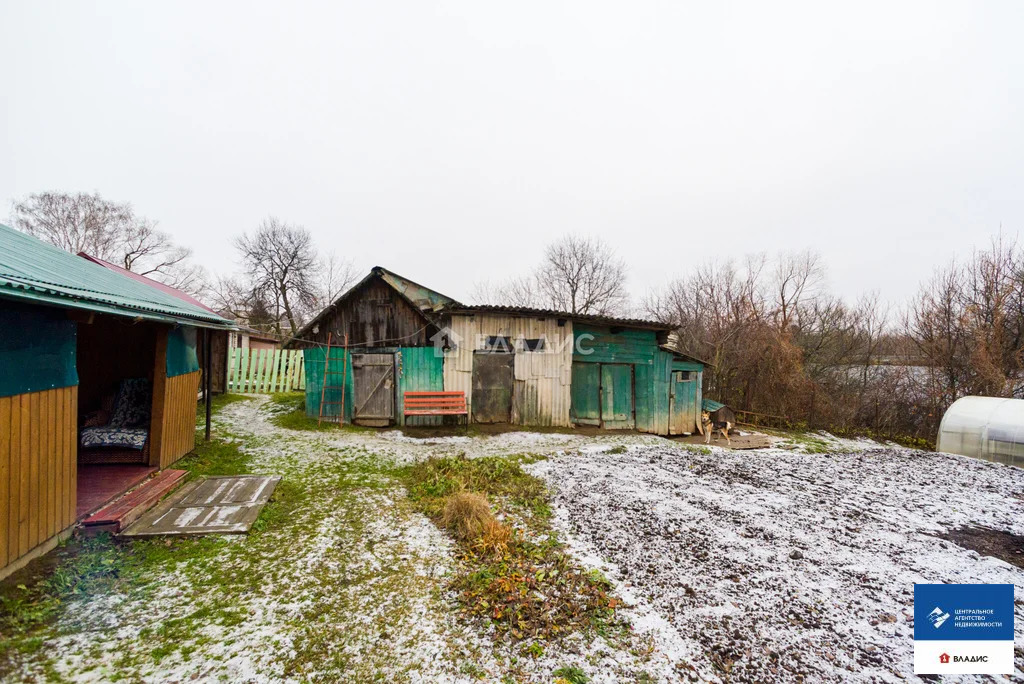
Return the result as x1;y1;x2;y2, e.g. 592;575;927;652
0;223;233;329
703;398;726;412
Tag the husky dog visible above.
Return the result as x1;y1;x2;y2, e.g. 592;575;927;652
702;410;732;446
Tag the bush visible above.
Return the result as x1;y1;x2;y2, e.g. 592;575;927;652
441;492;494;542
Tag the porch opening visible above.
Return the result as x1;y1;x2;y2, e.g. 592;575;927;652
74;315;159;518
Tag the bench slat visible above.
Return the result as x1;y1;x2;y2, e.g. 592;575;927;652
402;390;468;416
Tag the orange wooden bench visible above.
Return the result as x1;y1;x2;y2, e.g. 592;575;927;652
403;391;468;424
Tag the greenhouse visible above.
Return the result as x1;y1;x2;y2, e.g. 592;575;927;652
936;396;1024;467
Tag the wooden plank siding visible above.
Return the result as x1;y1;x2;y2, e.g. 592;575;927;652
154;372;200;469
150;328;200;469
292;276;438;349
0;386;77;575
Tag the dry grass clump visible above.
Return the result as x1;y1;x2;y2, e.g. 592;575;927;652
441;492;494;541
473;519;513;559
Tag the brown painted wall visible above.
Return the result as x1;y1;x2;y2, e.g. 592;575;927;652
0;386;77;574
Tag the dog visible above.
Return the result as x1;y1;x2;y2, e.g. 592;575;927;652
702;410;733;446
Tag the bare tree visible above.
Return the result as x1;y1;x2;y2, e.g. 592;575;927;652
771;250;823;332
314;251;359;310
234;217;320;336
469;275;543;308
537;235;629;315
11;191;133;258
11;191;206;296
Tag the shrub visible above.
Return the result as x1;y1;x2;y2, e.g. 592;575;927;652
442;492;494;542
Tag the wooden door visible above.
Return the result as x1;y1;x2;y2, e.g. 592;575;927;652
600;363;634;429
570;362;601;426
472;352;513;423
352;353;395;426
669;370;698;435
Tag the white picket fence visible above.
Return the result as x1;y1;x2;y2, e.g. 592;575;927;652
228;348;305;393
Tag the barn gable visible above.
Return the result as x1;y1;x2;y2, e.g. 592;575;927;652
288;266;458;349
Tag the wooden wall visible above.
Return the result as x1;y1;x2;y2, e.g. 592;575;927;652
77;318;156;413
150;330;200;468
0;386;77;573
296;276;436;349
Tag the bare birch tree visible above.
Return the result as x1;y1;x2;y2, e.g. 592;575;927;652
11;191;207;296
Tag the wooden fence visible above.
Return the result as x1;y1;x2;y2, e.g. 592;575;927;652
228;348;305;394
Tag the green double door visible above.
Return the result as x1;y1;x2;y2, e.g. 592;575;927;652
570;362;634;429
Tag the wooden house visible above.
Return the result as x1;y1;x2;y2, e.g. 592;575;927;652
0;225;233;579
294;267;705;435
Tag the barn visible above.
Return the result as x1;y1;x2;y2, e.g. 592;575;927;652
294;267;705;435
0;225;234;578
288;266;456;426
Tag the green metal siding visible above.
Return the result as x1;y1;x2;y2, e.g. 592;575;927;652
600;364;634;428
304;346;444;426
166;326;200;377
396;347;445;426
304;346;353;423
0;301;78;398
573;324;702;436
570;362;601;425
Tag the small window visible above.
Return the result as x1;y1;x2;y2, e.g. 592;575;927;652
675;370;695;382
482;336;513;353
522;338;546;352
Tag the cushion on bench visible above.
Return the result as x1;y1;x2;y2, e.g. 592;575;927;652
80;426;149;450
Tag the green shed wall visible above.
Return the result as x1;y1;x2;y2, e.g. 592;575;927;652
573;324;702;436
304;346;444;426
0;301;78;398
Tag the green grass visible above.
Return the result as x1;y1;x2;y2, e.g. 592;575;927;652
553;665;589;683
195;393;254;422
266;392;375;433
0;434;260;670
398;454;625;644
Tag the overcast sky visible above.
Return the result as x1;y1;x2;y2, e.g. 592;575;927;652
2;1;1022;310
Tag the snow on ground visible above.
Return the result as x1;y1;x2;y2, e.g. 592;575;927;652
528;444;1024;682
10;397;1024;682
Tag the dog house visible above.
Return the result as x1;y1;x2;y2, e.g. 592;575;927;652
936;396;1024;467
0;225;233;578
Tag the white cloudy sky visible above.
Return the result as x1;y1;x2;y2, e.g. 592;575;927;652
1;1;1021;309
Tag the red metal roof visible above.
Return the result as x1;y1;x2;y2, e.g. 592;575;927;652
77;252;218;315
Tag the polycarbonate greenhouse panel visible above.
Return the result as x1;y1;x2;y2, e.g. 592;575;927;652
937;396;1024;467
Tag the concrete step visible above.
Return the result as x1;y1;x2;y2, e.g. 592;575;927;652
81;469;189;534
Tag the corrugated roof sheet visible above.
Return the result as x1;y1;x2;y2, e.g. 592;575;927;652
0;223;233;328
446;304;673;331
78;252;219;314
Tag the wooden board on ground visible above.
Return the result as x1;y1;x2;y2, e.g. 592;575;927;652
120;475;281;537
674;432;774;450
